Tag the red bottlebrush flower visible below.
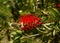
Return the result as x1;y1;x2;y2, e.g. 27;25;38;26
56;3;60;8
18;14;42;31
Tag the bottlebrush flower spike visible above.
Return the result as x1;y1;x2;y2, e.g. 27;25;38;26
18;14;42;31
56;3;60;8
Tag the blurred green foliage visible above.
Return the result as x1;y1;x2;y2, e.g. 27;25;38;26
0;0;60;43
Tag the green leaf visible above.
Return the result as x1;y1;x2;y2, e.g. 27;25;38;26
30;0;33;4
0;14;6;20
19;11;30;15
41;16;48;22
16;30;22;34
48;7;60;20
9;40;13;43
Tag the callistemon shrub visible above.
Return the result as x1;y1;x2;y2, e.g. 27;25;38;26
18;14;42;31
